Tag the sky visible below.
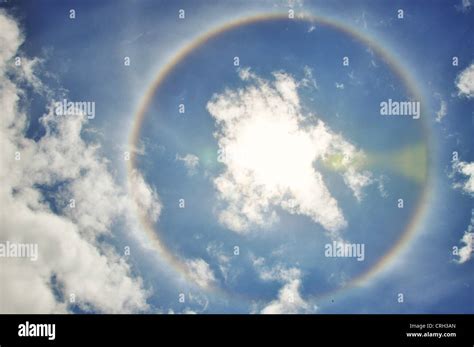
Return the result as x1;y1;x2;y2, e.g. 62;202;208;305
0;0;473;314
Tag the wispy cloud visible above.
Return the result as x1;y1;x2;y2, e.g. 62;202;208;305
176;153;200;176
435;97;447;123
455;0;472;12
299;65;318;89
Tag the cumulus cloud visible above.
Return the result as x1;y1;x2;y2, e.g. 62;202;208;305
451;160;474;196
261;279;310;314
455;63;474;98
207;69;371;237
0;10;158;313
185;259;216;289
176;153;200;176
252;257;312;314
456;209;474;264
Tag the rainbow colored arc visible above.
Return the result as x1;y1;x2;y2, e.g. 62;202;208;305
127;11;434;305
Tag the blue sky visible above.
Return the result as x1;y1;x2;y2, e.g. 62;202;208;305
0;0;473;314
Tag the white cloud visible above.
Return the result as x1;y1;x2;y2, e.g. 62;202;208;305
288;0;304;8
355;11;368;30
299;65;318;89
254;259;300;283
435;99;447;123
261;278;310;314
451;160;474;264
348;71;362;86
128;170;162;224
376;175;389;198
456;209;474;264
187;292;210;313
238;67;257;81
0;11;155;313
206;242;232;282
207;70;371;237
182;309;198;314
463;0;472;10
452;160;474;196
343;169;373;202
176;153;200;176
0;10;21;71
252;257;312;314
185;259;216;289
456;0;472;12
335;82;345;89
455;63;474;98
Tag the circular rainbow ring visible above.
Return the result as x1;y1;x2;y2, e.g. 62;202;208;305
127;11;434;304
